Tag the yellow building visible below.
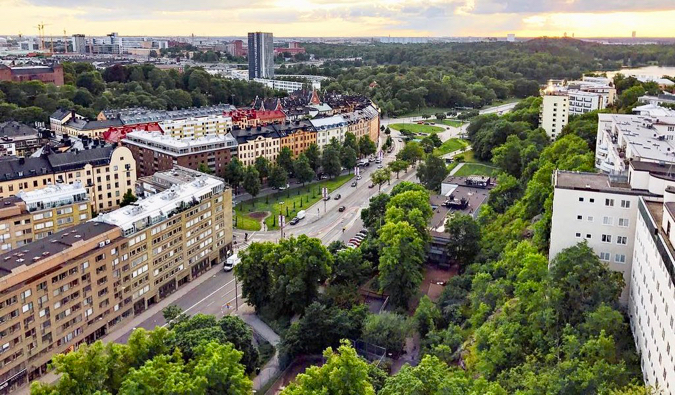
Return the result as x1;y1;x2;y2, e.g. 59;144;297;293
159;115;233;139
0;146;136;213
232;126;281;167
0;168;232;393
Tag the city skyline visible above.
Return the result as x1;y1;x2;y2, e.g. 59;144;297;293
3;0;675;38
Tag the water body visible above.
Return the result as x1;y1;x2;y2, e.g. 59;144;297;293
601;66;675;79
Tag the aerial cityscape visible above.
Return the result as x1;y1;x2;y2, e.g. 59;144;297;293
0;2;675;395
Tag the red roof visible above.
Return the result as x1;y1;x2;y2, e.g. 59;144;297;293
224;109;286;123
103;122;162;143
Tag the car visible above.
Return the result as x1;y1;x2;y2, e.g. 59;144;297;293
356;175;362;180
347;243;356;249
358;229;368;235
351;181;358;187
377;164;383;169
368;183;375;188
320;174;328;180
289;217;300;225
349;239;362;246
323;196;330;201
334;194;341;200
338;206;346;212
277;183;290;190
353;234;366;241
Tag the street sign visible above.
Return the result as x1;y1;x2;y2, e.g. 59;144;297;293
355;167;360;176
278;215;285;228
322;187;328;198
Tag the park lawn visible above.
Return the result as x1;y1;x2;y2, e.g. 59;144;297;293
234;213;262;231
440;119;464;128
433;138;469;157
397;107;455;117
389;123;444;134
454;163;502;177
235;174;353;231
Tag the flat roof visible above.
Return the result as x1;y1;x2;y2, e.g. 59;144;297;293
94;173;224;234
123;131;237;151
0;221;118;278
554;170;658;196
16;182;87;207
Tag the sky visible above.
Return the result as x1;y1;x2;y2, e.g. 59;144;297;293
3;0;675;38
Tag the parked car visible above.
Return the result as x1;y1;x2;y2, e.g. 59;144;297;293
349;239;362;246
368;183;375;188
356;175;362;180
223;254;240;272
357;229;369;236
323;196;331;201
320;174;328;179
377;164;383;169
353;234;366;241
351;181;358;187
334;194;341;200
338;206;346;212
278;183;290;190
289;217;300;225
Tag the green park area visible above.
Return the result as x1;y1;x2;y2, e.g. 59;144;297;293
398;107;455;117
433;138;469;157
454;163;501;177
234;174;353;231
440;119;464;127
389;123;444;134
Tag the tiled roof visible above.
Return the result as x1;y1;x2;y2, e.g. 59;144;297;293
0;121;39;138
0;156;53;182
49;109;71;121
46;146;115;172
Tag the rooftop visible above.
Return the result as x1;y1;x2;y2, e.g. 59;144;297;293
0;121;40;139
94;172;224;235
310;115;348;129
123;131;237;154
16;181;88;211
0;221;119;278
554;170;659;196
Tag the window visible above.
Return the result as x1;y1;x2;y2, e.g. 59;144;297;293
589;198;595;203
603;216;613;225
577;215;583;220
586;234;591;239
602;234;612;243
618;218;629;227
615;254;626;263
599;252;611;261
575;232;581;238
605;199;614;207
617;236;627;245
587;216;594;222
621;200;631;208
579;197;584;202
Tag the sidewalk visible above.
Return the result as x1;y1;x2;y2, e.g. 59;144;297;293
239;305;282;392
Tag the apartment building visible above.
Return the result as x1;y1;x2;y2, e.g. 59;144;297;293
630;197;675;392
0;182;91;252
60;117;123;139
122;131;238;178
0;146;136;213
342;105;380;143
539;93;569;139
48;109;83;135
231;126;281;167
248;32;274;79
310;115;348;150
568;90;605;116
275;121;317;158
253;78;320;93
0;64;64;86
0;169;232;394
159;114;233;139
224;110;286;129
0;123;46;158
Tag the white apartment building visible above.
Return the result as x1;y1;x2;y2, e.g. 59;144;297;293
253;78;321;93
595;112;675;174
310;115;348;150
159;115;233;139
540;93;568;139
630;196;675;392
568;90;605;116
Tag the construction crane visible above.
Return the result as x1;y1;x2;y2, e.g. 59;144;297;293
63;29;68;53
36;21;51;51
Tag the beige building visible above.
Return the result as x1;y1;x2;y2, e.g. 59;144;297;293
0;146;136;213
231;126;281;167
159;115;233;139
0;182;91;252
539;92;569;139
0;168;232;394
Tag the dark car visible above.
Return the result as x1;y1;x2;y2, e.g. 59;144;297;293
368;183;375;188
289;217;300;225
351;181;358;187
338;206;346;212
334;194;341;200
323;196;330;201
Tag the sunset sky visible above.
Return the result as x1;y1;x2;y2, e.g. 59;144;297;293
2;0;675;38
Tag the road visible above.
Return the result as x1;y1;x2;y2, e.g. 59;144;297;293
380;101;519;126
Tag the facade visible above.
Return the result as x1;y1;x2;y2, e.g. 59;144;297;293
0;169;232;394
231;126;281;167
224;109;286;129
248;32;274;79
342;105;380;143
630;197;675;392
0;183;91;252
0;64;64;86
49;109;82;134
595;112;675;174
539;93;569;139
275;121;317;158
273;42;306;55
253;78;320;93
159;114;233;139
60;117;123;139
310;115;348;150
71;34;86;54
568;90;605;116
122;131;237;178
0;146;136;213
0;122;46;158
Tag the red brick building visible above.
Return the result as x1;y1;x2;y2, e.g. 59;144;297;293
121;131;238;178
274;42;306;55
103;122;163;143
0;64;65;86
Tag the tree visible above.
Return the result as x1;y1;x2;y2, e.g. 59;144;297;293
254;156;270;182
388;160;409;179
242;166;261;199
445;214;480;271
417;154;449;191
120;189;138;207
149;50;158;58
118;352;204;394
414;296;440;337
435;112;446;120
371;169;391;192
192;342;252;395
343;132;359;155
390;181;427;197
294;153;315;185
162;305;188;329
358;136;377;157
378;221;425;309
235;242;275;310
341;146;358;174
362;313;410;355
397;141;424;164
305;143;321;172
76;71;105;95
361;193;390;231
268;165;288;189
332;248;371;285
197;162;213;175
225;158;244;190
321;145;342;178
277;147;295;175
281;341;375;395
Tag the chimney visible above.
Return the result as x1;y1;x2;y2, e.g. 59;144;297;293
257;126;262;131
71;109;76;119
18;157;25;165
